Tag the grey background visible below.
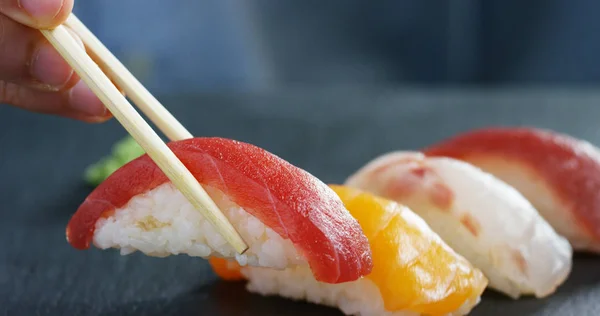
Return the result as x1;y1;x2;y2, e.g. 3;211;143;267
1;89;600;315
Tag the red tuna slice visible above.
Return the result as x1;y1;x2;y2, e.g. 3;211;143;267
67;137;373;283
423;127;600;253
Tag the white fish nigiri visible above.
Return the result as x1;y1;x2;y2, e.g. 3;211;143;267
345;151;573;299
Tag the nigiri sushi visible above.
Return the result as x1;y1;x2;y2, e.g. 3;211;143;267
423;127;600;253
67;137;373;284
345;151;572;299
210;185;488;316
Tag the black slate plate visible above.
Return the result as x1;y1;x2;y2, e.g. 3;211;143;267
1;89;600;315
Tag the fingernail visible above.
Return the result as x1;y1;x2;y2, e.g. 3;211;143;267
69;80;107;117
30;43;73;89
19;0;64;21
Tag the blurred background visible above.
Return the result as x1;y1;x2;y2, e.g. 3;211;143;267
3;3;600;315
72;0;600;94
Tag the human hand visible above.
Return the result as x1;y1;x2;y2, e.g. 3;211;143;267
0;0;111;123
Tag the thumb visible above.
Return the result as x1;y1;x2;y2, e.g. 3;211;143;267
0;0;74;29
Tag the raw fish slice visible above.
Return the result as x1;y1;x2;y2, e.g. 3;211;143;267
67;137;372;284
424;127;600;253
210;185;488;316
345;151;572;299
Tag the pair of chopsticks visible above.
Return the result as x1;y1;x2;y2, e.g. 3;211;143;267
41;14;248;254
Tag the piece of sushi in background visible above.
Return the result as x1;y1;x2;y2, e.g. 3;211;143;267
423;127;600;254
66;137;373;284
210;185;488;316
345;151;573;299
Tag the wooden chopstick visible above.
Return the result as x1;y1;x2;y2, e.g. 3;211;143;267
64;14;192;142
40;21;249;255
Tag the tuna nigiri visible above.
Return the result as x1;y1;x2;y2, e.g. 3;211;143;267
66;137;373;284
345;152;572;299
424;127;600;253
210;185;488;316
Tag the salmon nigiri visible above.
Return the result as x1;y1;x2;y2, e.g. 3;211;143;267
345;152;572;299
210;185;488;316
66;137;372;284
424;127;600;253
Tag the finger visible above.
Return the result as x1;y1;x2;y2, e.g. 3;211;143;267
1;79;113;123
0;13;83;92
0;15;121;120
0;0;73;29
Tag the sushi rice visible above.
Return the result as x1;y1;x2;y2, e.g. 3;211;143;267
92;183;479;316
242;266;478;316
92;181;480;316
94;183;304;269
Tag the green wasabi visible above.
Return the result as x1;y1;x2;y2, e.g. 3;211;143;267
84;136;146;186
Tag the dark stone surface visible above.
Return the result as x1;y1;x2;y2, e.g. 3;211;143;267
1;89;599;315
